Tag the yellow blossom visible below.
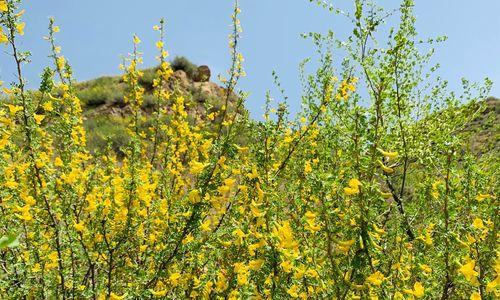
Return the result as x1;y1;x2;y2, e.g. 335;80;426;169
150;289;167;297
470;292;481;300
42;101;53;112
459;259;479;285
280;260;293;273
190;161;207;175
169;272;181;287
304;160;312;174
287;284;300;298
110;292;127;300
378;160;394;174
133;35;141;44
8;104;22;116
475;193;493;201
33;114;45;125
366;271;385;286
0;1;8;12
344;178;362;195
404;282;424;298
377;148;399;159
472;218;485;229
215;272;228;292
73;221;85;232
16;22;26;36
337;239;355;255
0;27;8;44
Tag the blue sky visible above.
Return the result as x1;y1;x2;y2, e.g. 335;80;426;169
1;0;499;118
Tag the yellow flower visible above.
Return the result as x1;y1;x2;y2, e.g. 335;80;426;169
16;22;26;36
16;204;33;221
156;41;163;49
200;219;211;232
190;161;207;175
33;114;45;125
73;221;85;232
233;263;249;286
150;289;167;297
31;263;41;273
280;260;293;273
472;218;485;229
248;259;264;271
475;193;493;201
470;292;481;300
109;292;127;300
233;228;246;244
215;272;228;292
273;221;298;251
53;26;60;33
4;180;18;188
133;35;141;44
337;239;355;255
188;189;201;203
304;160;313;174
0;28;8;44
459;259;479;285
344;178;362;195
366;271;385;286
413;282;425;298
54;156;64;167
0;1;7;12
303;211;322;232
404;282;424;298
250;201;265;218
286;284;300;298
8;104;22;116
377;148;399;159
56;56;66;70
420;264;432;274
42;101;54;112
182;233;194;245
15;9;25;17
378;160;394;174
169;272;181;287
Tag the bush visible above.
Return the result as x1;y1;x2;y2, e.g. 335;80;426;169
171;56;197;78
138;67;158;90
76;86;111;107
75;76;124;107
84;116;130;156
0;1;498;299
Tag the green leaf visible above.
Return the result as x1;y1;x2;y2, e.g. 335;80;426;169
0;234;20;249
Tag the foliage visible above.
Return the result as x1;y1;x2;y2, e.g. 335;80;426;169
0;0;498;299
171;55;198;78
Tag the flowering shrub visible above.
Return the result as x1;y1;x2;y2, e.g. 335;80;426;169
0;0;498;299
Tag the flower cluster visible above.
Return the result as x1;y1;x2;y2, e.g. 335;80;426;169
0;0;498;299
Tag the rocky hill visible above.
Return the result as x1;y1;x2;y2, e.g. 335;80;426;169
463;97;499;155
76;58;240;153
74;58;498;158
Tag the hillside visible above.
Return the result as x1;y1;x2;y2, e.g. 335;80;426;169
76;58;240;154
76;63;498;158
462;97;499;155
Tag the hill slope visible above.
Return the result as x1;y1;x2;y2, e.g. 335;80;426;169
76;63;239;154
74;63;498;158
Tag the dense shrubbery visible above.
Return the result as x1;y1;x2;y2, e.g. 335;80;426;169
0;0;498;299
171;56;198;79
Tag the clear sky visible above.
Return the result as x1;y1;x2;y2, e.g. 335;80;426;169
1;0;499;118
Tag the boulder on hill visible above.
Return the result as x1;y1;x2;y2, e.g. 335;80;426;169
194;65;211;82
